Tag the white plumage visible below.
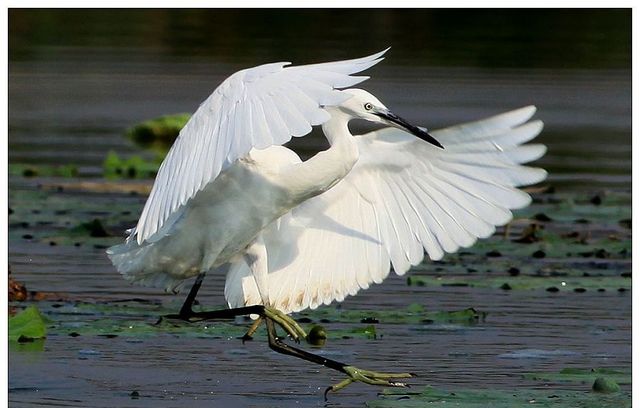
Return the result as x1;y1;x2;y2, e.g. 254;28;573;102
107;49;546;315
132;49;388;244
224;106;546;313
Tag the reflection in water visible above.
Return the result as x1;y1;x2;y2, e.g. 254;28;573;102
9;9;631;69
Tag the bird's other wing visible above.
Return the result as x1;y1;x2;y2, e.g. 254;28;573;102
134;48;389;244
224;106;547;314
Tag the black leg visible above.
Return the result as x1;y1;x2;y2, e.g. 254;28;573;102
188;305;266;320
160;304;413;396
164;280;367;376
159;271;250;323
264;317;349;374
178;271;207;317
165;304;268;322
264;317;413;400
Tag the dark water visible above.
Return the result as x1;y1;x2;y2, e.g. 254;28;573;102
8;9;631;407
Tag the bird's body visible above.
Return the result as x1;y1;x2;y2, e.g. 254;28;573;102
108;146;300;287
109;140;340;287
107;49;546;392
108;106;364;296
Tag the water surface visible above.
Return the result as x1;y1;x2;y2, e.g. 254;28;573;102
8;9;631;407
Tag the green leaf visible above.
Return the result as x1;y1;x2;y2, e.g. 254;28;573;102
9;306;47;342
406;273;631;292
525;367;630;385
9;163;78;178
350;324;377;339
103;150;160;179
368;385;631;408
125;113;191;154
69;219;111;237
406;303;425;313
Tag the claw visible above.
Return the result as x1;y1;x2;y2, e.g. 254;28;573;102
325;378;354;400
324;366;414;397
241;316;263;344
263;307;307;341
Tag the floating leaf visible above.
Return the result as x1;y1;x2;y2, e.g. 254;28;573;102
406;273;631;292
9;306;47;342
593;377;621;393
9;163;78;178
103;151;160;179
406;303;424;313
69;219;111;237
350;324;377;339
525;367;630;385
369;385;631;408
125;113;191;154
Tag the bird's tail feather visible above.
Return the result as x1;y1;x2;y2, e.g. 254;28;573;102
107;241;185;293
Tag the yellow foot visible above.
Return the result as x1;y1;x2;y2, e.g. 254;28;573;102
240;316;263;342
263;307;307;343
325;366;415;398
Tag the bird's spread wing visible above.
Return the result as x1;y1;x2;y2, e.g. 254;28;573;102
133;49;389;244
225;106;547;313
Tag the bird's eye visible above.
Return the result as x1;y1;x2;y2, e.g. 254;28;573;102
364;103;373;111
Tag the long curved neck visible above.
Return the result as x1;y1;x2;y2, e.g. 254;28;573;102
321;109;352;146
283;109;359;201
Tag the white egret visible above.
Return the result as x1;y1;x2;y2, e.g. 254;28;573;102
107;48;547;395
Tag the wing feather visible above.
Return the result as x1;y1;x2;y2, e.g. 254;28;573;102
225;107;546;312
288;86;330;125
261;94;290;142
425;175;495;238
383;177;423;265
412;177;464;252
225;106;546;313
432;105;537;144
354;194;370;290
134;49;388;243
271;90;313;137
369;199;391;283
399;177;444;261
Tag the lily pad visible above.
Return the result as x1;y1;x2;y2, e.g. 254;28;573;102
368;385;631;408
499;349;579;360
346;324;377;339
299;305;486;326
9;163;78;178
592;377;621;393
23;300;487;345
525;367;630;385
125;113;191;154
9;306;47;342
39;181;151;195
103;151;160;179
407;273;631;292
7;184;141;246
69;219;112;237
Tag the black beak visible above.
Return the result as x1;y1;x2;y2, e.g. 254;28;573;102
375;109;444;149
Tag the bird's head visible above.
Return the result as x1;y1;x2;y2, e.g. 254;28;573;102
339;88;443;149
